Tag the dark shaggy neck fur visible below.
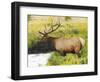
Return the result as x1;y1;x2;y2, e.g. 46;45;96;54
28;37;56;54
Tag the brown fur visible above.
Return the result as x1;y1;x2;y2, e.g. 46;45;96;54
53;37;85;56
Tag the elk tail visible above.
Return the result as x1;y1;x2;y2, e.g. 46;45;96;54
79;37;85;47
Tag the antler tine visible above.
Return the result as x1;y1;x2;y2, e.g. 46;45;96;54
47;23;57;32
44;25;48;34
39;31;45;35
38;24;48;36
47;22;61;34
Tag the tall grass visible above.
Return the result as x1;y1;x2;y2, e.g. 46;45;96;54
28;16;88;66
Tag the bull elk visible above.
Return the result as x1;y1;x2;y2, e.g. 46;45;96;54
29;22;85;56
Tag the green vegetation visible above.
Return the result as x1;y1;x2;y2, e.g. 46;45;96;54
28;16;88;66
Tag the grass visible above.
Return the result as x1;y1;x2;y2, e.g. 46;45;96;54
28;16;88;66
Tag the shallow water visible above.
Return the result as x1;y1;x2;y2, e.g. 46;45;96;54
28;53;51;67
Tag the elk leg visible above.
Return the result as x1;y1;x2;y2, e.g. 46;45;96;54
77;51;81;58
60;51;66;56
75;47;80;54
74;47;81;57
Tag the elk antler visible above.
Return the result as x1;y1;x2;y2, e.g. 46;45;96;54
39;22;61;38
